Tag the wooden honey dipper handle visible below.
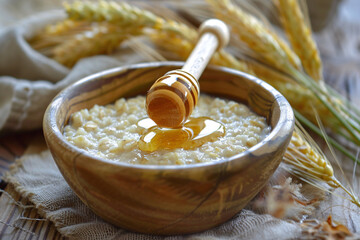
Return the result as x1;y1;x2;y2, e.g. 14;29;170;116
146;19;229;128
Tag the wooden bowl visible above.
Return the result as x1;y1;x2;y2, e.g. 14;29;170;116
43;62;294;235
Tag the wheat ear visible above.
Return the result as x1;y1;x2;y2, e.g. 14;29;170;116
274;0;323;81
65;1;201;43
283;125;360;208
29;20;92;53
64;1;161;29
52;24;137;68
206;0;299;74
40;1;164;67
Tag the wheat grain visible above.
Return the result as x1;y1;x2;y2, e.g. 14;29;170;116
248;61;327;119
274;0;323;81
65;1;202;41
36;1;252;72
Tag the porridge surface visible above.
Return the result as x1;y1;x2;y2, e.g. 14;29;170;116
63;95;270;165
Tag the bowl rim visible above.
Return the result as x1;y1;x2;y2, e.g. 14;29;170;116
44;61;294;171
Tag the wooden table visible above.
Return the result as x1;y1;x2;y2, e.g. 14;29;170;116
0;131;65;239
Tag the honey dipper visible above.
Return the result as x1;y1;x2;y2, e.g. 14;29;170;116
146;19;230;128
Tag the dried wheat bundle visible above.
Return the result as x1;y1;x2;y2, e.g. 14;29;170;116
274;0;323;81
63;1;253;72
206;0;360;152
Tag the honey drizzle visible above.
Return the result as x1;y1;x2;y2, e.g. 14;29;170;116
137;117;225;152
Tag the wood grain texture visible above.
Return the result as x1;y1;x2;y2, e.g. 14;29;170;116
0;131;41;177
0;131;65;239
146;69;199;128
0;184;65;240
43;62;294;235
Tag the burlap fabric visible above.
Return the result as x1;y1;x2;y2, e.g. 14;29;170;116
4;139;303;239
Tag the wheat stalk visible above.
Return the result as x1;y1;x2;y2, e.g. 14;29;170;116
288;66;360;146
246;60;342;128
283;125;360;208
206;0;300;74
274;0;323;82
275;83;338;128
245;61;360;160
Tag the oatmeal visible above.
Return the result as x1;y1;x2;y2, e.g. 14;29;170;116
63;95;270;165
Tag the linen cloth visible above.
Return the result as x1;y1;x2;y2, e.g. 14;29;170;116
4;137;360;239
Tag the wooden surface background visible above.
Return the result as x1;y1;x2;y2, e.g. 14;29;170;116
0;131;65;239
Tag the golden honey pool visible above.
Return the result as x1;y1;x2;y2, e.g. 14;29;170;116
43;62;294;235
